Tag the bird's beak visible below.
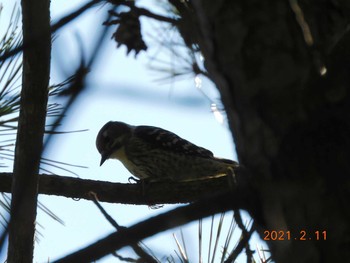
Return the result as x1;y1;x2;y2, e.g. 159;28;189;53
100;153;108;166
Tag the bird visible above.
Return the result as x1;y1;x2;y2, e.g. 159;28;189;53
96;121;238;182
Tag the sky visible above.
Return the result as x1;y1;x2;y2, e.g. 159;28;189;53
0;0;267;262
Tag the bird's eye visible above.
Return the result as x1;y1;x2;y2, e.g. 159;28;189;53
104;136;111;144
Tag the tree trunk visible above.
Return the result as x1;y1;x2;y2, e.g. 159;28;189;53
7;0;51;262
184;0;350;262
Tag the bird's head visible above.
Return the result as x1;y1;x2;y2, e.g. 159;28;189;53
96;121;132;166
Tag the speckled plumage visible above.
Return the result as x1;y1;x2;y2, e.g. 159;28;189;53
96;121;238;181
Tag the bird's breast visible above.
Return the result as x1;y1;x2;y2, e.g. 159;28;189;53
109;146;147;178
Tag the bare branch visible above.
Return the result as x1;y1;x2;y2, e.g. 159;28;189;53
90;192;158;263
54;191;250;263
0;0;102;62
0;172;245;205
108;0;178;24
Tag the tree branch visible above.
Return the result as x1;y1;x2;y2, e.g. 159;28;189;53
114;1;178;24
0;172;244;205
89;193;158;263
54;190;252;263
0;0;102;62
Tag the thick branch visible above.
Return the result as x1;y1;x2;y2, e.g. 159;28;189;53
0;173;243;205
54;190;251;263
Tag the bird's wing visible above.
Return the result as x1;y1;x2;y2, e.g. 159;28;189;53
134;125;214;158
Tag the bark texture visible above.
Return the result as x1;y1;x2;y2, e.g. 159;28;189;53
0;173;238;205
176;0;350;262
7;0;51;262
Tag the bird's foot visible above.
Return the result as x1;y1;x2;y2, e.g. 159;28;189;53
226;166;237;188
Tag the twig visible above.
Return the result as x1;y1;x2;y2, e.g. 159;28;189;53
0;0;102;62
89;192;158;263
224;211;255;263
108;0;178;24
54;191;247;262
